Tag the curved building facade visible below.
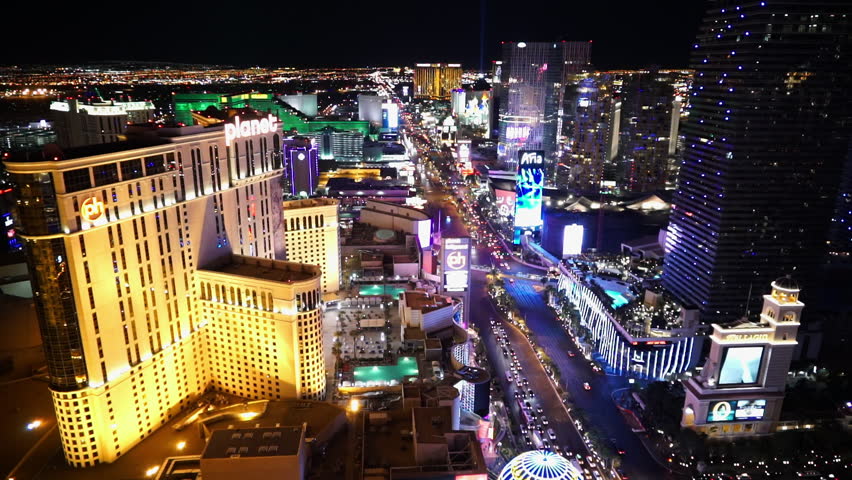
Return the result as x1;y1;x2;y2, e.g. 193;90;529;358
499;450;584;480
4;117;324;467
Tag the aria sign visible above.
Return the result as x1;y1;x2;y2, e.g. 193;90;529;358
81;197;105;223
224;114;279;147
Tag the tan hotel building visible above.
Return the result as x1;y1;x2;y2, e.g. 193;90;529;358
5;115;325;467
281;198;340;295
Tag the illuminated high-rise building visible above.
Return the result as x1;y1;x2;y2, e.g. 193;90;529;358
566;73;621;192
51;98;155;148
413;63;462;100
283;136;320;197
663;1;852;323
496;41;591;177
620;70;683;193
281;198;341;294
4;113;325;467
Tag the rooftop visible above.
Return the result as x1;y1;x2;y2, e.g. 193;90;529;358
201;254;320;284
412;406;453;444
401;291;454;314
282;198;339;209
363;199;430;221
201;425;304;459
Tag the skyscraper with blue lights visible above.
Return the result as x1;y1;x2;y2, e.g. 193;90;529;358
663;0;852;323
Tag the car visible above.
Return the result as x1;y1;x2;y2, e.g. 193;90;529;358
541;417;549;425
611;438;626;455
586;456;596;468
583;382;592;391
568;351;576;357
536;406;543;414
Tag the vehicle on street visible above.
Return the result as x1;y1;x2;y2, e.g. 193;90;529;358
583;382;592;391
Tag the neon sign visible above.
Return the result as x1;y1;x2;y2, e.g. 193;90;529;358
506;125;531;141
224;114;279;147
81;197;105;223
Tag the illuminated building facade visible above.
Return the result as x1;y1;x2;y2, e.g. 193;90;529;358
663;2;852;323
4;116;325;467
682;277;803;437
413;63;462;99
499;450;584;480
281;198;341;294
51;99;155;148
556;265;703;380
198;256;325;401
567;74;620;192
619;71;681;192
304;126;363;162
497;41;591;176
282;137;319;197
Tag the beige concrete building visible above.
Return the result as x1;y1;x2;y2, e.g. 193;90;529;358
198;256;325;401
4;114;324;467
281;198;340;295
200;425;308;480
681;277;804;437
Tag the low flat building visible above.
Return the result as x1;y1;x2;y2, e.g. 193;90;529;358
399;291;460;338
201;425;307;480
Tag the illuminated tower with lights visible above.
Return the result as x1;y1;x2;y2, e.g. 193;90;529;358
663;1;852;323
496;41;591;178
682;276;803;437
4;114;325;467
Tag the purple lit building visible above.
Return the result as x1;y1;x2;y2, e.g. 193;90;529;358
284;137;318;197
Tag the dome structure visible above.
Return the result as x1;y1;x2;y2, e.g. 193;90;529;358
771;275;799;292
499;450;584;480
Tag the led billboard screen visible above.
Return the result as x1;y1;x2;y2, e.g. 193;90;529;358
718;346;764;386
513;150;544;244
442;237;471;292
562;224;584;257
495;188;516;218
707;399;766;423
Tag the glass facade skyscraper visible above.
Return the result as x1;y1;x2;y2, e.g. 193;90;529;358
497;41;591;177
663;1;852;323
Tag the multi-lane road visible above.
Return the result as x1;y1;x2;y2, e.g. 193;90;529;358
409;127;674;479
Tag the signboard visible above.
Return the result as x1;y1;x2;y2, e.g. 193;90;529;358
718;346;764;386
225;114;279;147
457;140;472;176
382;102;399;131
513;150;544;244
495;188;516;218
81;196;105;224
707;399;766;423
562;224;584;257
442;237;471;292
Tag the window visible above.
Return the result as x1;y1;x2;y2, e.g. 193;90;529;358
92;164;119;187
64;168;92;193
144;155;166;176
120;159;144;180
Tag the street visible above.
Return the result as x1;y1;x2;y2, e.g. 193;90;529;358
410;126;675;480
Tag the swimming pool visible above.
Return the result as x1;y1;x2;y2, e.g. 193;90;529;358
358;284;407;299
352;357;419;383
605;290;630;309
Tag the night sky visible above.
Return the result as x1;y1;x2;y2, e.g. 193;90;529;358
8;0;707;70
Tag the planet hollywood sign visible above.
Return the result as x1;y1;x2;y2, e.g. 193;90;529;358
224;114;279;147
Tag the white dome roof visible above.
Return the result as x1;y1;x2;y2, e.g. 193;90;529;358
499;450;584;480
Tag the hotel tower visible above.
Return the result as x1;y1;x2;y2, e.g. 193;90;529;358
4;113;326;467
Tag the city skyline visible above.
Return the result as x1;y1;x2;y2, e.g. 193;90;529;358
0;1;849;479
3;1;705;70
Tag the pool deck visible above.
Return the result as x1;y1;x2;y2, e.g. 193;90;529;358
352;357;419;383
